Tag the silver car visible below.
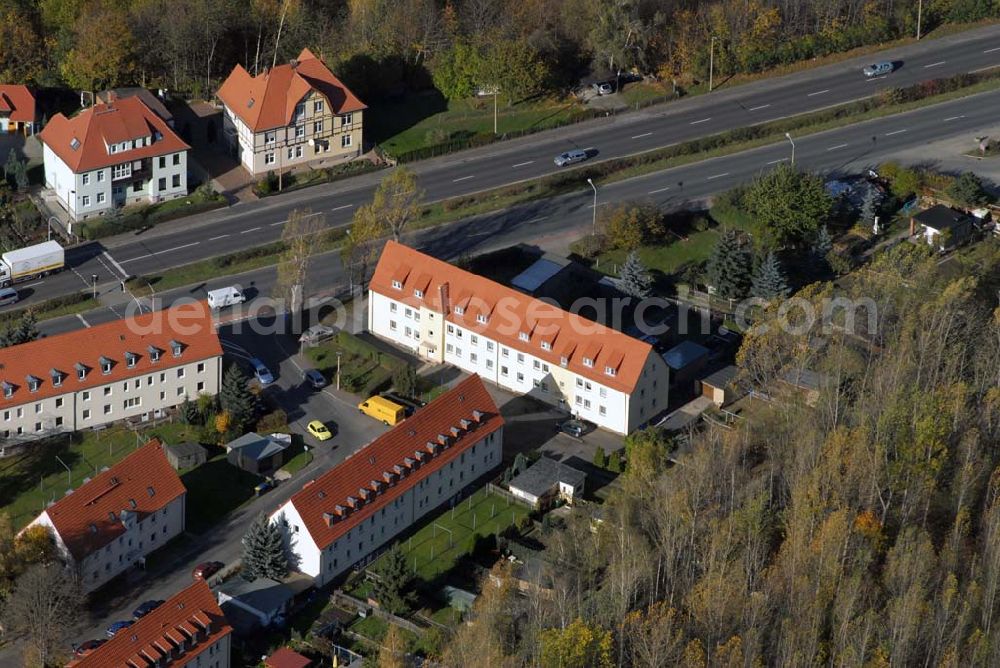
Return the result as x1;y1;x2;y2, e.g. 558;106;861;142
863;61;893;78
554;149;588;167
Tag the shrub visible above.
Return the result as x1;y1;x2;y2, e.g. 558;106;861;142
570;233;608;260
256;408;288;433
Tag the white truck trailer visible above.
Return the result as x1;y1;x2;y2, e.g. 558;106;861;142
0;241;65;287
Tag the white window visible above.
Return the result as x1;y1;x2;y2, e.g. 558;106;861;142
103;404;112;415
112;163;131;179
82;195;90;207
517;353;524;363
487;341;494;351
471;335;478;345
517;372;524;382
486;359;494;369
600;387;607;398
264;152;275;165
294;102;305;119
313;120;323;133
390;320;397;331
470;353;478;363
265;131;276;144
343;113;353;125
533;360;540;370
96;192;105;204
477;314;488;324
314;100;324;113
392;280;402;290
501;366;508;377
176;368;185;379
83;409;90;420
82;391;90;401
584;399;591;409
390;303;397;312
96;170;105;182
583;358;594;368
447;325;454;334
342;135;352;148
599;405;607;416
414;289;423;298
455;348;462;358
295;125;305;139
446;343;454;353
82;173;90;185
605;366;616;377
519;332;529;342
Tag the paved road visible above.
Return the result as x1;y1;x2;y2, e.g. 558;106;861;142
11;24;1000;309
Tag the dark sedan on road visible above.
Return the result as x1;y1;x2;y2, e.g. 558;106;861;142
554;149;588;167
106;620;133;638
557;418;595;438
192;560;224;580
74;639;106;656
304;368;327;389
132;599;164;619
862;61;894;78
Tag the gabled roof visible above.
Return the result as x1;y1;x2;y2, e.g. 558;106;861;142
508;456;586;498
227;432;288;461
913;204;972;232
38;95;189;172
662;340;709;371
217;48;366;132
97;88;174;124
370;241;656;393
0;301;222;408
286;375;503;550
39;439;184;561
72;581;231;668
266;647;312;668
0;85;36;123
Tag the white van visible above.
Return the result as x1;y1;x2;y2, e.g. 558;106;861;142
207;286;245;310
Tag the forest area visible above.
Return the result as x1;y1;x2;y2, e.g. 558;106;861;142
440;242;1000;667
0;0;991;107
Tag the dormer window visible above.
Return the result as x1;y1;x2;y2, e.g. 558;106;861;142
583;357;594;368
125;352;138;368
477;314;488;324
605;366;616;377
414;289;423;298
26;376;40;393
560;356;568;367
148;345;162;363
454;306;464;315
391;280;402;290
169;340;183;357
50;369;63;387
519;331;529;342
75;362;87;380
541;341;552;351
2;382;13;399
99;356;113;374
70;137;81;151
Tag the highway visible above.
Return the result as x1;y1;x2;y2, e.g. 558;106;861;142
35;86;1000;339
12;24;1000;309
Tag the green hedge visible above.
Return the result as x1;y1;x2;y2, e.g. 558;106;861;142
254;162;385;198
78;196;226;240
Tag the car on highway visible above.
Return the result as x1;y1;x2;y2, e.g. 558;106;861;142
303;368;327;389
132;599;164;619
250;358;274;385
74;639;107;656
557;418;594;438
307;419;334;441
554;149;588;167
106;620;133;638
862;61;894;78
192;560;224;580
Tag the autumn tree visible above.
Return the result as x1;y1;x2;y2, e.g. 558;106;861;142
539;618;613;668
61;2;137;92
371;167;423;243
2;563;83;667
378;624;407;668
342;202;385;291
0;10;45;83
275;208;325;314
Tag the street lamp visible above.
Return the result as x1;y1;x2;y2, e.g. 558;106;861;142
335;351;342;391
917;0;923;39
785;132;795;166
709;36;717;92
91;274;98;299
587;178;597;236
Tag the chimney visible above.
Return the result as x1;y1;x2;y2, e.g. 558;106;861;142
289;58;299;68
438;282;450;315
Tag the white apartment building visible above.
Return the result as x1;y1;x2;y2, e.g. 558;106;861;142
26;438;186;592
217;48;366;177
38;94;189;222
0;302;223;453
70;580;232;667
271;375;504;588
368;241;670;434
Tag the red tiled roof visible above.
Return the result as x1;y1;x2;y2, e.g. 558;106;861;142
0;300;222;409
288;375;503;550
38;95;189;172
0;85;36;123
40;439;184;561
370;241;655;393
73;581;231;668
217;48;366;132
266;647;312;668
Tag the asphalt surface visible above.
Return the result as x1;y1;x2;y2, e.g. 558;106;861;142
12;23;1000;310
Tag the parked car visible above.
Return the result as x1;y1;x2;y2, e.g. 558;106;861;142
303;368;327;389
106;620;133;638
557;418;594;438
862;61;894;78
382;391;424;416
254;478;277;495
192;561;224;580
307;420;334;441
74;639;106;656
249;358;274;385
596;82;615;95
0;287;19;306
132;599;164;620
554;149;588;167
299;323;336;346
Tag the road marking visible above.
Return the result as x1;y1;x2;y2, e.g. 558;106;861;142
270;221;285;227
631;132;653;139
971;64;1000;73
690;117;712;125
748;104;770;111
924;61;946;68
707;172;729;180
240;227;262;234
209;234;230;240
647;186;671;194
101;251;128;277
525;216;549;223
944;115;965;121
766;158;789;165
76;313;90;328
587;202;610;209
885;129;907;136
330;204;353;212
453;175;475;182
827;143;849;151
867;75;889;82
511;161;534;168
120;242;199;264
807;89;830;96
21;280;44;288
985;47;1000;53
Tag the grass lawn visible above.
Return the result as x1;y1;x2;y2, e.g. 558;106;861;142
278;448;312;476
391;488;531;582
181;450;262;534
620;82;671;108
594;229;720;279
0;421;201;529
305;330;406;398
349;614;389;642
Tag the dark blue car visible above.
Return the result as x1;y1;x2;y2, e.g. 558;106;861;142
106;620;133;638
132;599;164;620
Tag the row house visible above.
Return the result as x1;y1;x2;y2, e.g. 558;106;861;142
38;95;189;222
0;301;223;452
217;48;366;177
0;84;39;135
271;375;504;588
368;241;670;434
69;580;232;667
26;439;186;593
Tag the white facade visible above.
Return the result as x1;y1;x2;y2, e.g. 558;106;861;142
368;290;669;434
272;429;502;588
30;493;185;592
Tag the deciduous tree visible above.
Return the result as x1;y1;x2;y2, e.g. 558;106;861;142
948;171;991;208
275;208;325;314
2;563;83;667
742;164;831;245
61;3;136;92
539;618;613;668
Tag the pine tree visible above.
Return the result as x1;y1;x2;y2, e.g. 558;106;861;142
14;160;28;192
219;365;257;433
619;251;653;299
513;452;529;476
241;513;288;581
0;310;37;347
3;149;16;180
859;189;878;225
372;543;415;614
813;226;832;260
706;230;752;299
593;446;607;469
608;450;623;473
180;397;201;425
751;251;790;300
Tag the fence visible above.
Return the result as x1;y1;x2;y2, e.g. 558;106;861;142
485;482;536;510
332;590;425;635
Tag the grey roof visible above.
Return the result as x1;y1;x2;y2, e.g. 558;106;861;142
508;457;586;499
227;432;288;462
511;258;566;293
782;368;828;391
701;365;738;389
662;340;710;371
164;441;206;457
913;204;971;232
217;574;312;614
98;88;173;123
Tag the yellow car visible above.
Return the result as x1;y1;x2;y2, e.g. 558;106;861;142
306;420;333;441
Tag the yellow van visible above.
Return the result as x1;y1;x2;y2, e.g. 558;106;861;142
358;396;406;426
